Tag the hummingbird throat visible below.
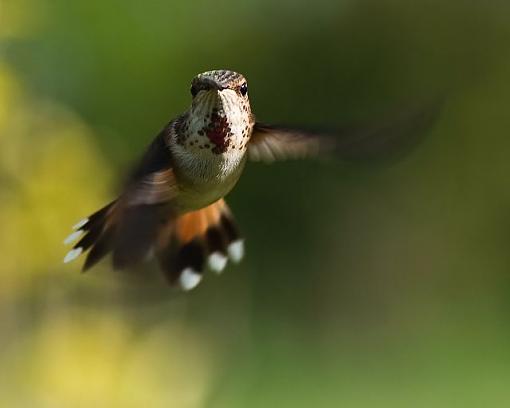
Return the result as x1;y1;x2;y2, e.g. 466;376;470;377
180;88;250;156
205;111;230;154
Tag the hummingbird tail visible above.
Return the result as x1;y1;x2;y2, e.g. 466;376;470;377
64;200;175;271
156;199;244;291
64;198;244;290
63;200;118;270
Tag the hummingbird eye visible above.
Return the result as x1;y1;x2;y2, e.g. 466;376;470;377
239;83;248;96
190;85;198;97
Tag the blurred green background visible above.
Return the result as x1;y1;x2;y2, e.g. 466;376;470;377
2;0;510;406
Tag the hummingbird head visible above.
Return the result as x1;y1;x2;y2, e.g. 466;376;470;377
178;70;253;155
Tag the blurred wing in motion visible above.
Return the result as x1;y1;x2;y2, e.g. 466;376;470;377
248;123;332;162
248;99;443;163
64;128;179;271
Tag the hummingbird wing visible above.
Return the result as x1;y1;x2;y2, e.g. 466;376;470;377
64;127;179;271
248;100;441;163
248;124;330;162
108;128;180;269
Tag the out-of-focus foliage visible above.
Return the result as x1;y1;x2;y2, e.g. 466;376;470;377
0;65;108;287
2;0;510;406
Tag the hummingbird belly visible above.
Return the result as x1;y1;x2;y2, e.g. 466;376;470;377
172;150;246;213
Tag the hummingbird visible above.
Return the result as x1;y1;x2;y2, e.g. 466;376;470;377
63;69;438;290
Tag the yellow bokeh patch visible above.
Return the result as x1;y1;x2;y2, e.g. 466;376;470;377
1;310;214;408
0;66;112;296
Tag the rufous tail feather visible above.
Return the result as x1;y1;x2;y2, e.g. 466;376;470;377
156;199;244;290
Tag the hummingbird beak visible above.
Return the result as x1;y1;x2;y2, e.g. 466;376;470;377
199;78;225;92
190;87;225;119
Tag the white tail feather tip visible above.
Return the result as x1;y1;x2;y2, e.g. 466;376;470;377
228;240;244;263
208;252;228;273
72;218;88;230
179;268;202;291
63;247;83;264
63;230;83;245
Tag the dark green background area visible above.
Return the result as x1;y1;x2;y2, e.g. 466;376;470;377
2;0;510;406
